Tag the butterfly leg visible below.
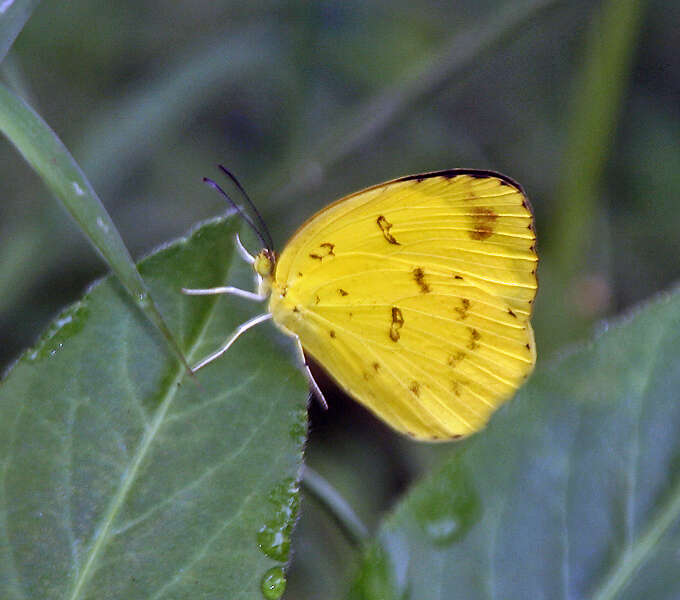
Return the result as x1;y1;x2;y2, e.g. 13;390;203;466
234;232;256;264
181;286;266;302
192;313;273;371
295;338;328;410
182;233;264;300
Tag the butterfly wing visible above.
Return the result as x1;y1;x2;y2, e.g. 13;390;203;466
271;170;537;440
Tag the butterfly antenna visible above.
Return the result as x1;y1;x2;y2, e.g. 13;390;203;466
218;165;274;251
203;177;269;250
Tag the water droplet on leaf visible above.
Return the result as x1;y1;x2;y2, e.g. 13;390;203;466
257;525;289;562
137;291;150;306
256;478;300;561
260;566;286;599
26;303;87;362
72;181;85;196
424;515;460;543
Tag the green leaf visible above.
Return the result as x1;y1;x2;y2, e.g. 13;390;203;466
0;0;41;64
0;218;308;599
351;286;680;599
0;81;190;372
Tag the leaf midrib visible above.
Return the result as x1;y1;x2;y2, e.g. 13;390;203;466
591;477;680;600
591;317;678;600
66;258;233;600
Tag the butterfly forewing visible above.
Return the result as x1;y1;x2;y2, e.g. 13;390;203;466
270;170;537;440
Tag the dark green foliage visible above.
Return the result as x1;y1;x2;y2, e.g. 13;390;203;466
0;219;308;599
352;287;680;599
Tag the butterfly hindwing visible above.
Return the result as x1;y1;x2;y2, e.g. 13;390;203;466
285;268;534;439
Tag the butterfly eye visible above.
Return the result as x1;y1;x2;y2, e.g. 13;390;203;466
254;250;276;278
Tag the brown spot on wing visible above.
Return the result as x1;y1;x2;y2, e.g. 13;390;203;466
448;351;466;366
508;308;517;318
470;206;498;240
468;328;481;350
309;242;335;261
454;275;464;280
338;288;349;296
372;362;380;372
413;267;431;293
409;381;421;397
389;307;404;342
377;215;400;245
454;298;471;320
330;330;336;338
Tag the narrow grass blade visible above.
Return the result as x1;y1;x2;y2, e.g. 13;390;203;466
0;81;191;370
551;0;647;275
0;0;40;63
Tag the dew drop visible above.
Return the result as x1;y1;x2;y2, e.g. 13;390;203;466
96;216;110;232
72;181;85;196
49;342;64;357
137;291;150;306
26;303;87;362
256;525;289;562
260;566;286;599
256;478;300;562
424;515;460;543
412;459;481;546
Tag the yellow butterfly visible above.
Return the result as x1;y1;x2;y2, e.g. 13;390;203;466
184;168;537;441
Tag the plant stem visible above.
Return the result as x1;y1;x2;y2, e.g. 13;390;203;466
302;466;369;547
551;0;646;277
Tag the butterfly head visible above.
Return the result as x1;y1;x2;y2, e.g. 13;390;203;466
254;248;277;297
254;249;276;277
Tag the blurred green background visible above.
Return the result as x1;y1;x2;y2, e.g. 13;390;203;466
1;0;678;596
